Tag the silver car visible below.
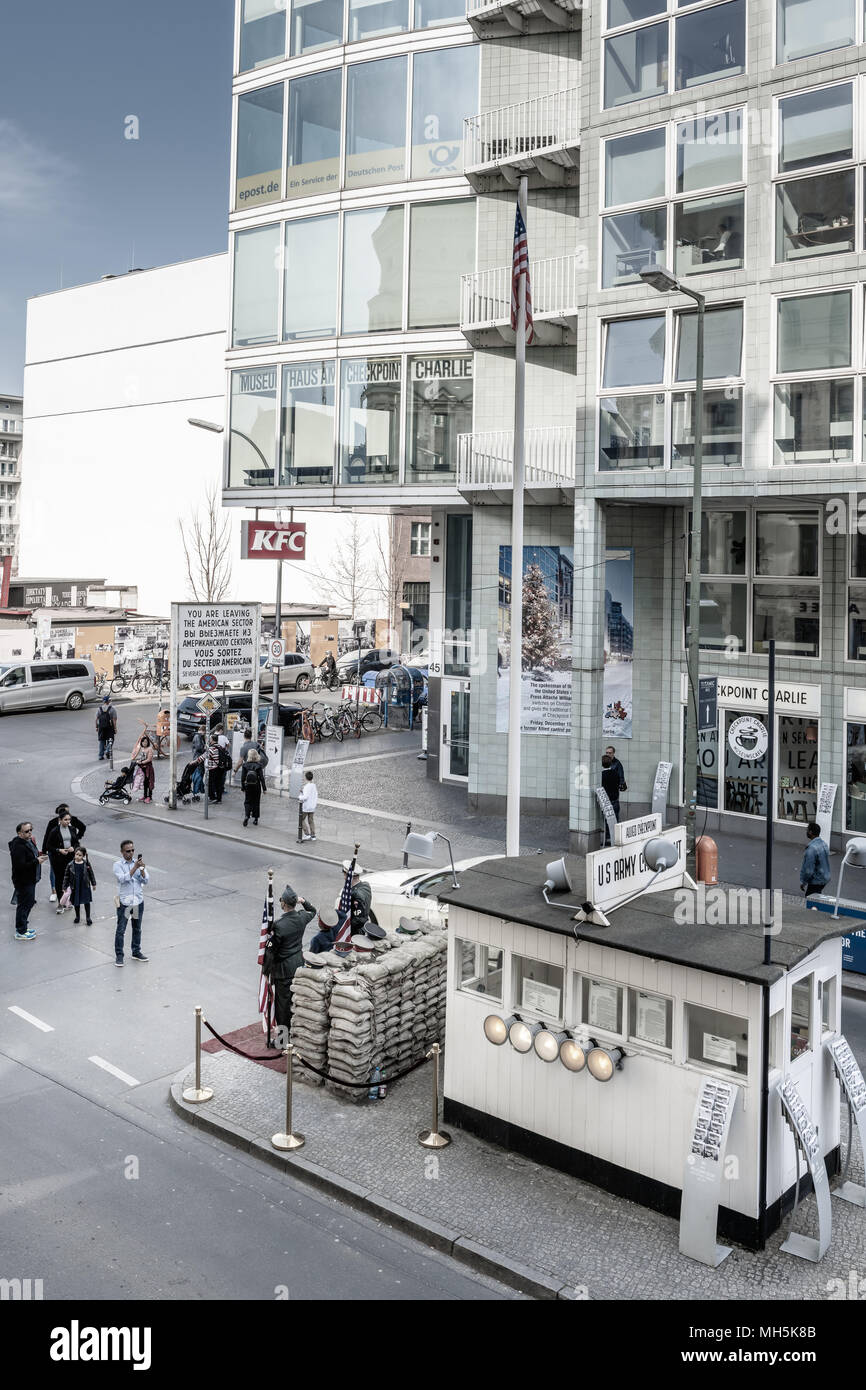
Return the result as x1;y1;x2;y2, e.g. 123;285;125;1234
0;658;98;713
247;652;315;693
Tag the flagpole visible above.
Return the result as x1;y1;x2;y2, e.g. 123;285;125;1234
506;176;528;859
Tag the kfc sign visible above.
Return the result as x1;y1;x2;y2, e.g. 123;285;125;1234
242;521;306;560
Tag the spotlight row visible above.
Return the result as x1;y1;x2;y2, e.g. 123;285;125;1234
483;1014;624;1081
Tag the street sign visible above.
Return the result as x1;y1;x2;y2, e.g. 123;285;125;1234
199;673;218;692
241;521;306;559
698;676;717;732
197;694;220;716
269;638;284;668
177;603;260;686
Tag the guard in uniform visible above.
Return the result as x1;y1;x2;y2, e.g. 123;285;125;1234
271;885;317;1031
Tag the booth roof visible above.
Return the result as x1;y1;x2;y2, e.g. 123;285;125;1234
438;856;845;987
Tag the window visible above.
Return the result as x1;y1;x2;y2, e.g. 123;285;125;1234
601;111;744;287
603;316;666;388
603;0;744;110
31;664;60;682
850;535;866;661
236;85;284;210
773;290;859;466
287;69;342;201
339;358;401;484
346;58;407;189
581;977;624;1035
445;515;472;674
777;0;856;63
774;84;857;264
228;367;279;488
240;0;287;72
790;975;813;1059
848;722;866;826
283;215;339;340
59;664;89;678
414;0;464;26
233;225;281;348
407;354;472;482
408;200;475;328
349;0;409;41
777;291;851;374
342;206;405;334
604;23;668;108
675;1;745;89
776;718;819;822
280;361;336;486
0;666;24;687
685;1003;748;1075
290;0;344;55
456;940;503;999
410;521;431;555
411;47;477;180
513;955;564;1020
628;989;673;1049
820;977;836;1034
403;580;430;630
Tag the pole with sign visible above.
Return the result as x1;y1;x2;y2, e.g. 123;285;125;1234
197;693;220;821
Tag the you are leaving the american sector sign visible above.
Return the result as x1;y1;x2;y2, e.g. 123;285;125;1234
176;603;261;685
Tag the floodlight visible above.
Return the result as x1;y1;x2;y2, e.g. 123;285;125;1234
643;837;680;872
509;1018;543;1053
403;829;459;888
483;1013;517;1046
832;837;866;917
544;858;572;893
533;1027;570;1063
559;1038;587;1073
587;1045;624;1082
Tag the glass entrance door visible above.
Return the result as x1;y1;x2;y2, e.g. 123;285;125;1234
443;685;470;781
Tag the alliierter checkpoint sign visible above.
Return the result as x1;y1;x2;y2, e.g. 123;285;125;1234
176;603;260;685
242;521;306;559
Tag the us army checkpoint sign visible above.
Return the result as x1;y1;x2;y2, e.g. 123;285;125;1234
177;603;261;686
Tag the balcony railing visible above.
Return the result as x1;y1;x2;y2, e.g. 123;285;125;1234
464;90;580;188
466;0;584;37
458;428;576;494
460;254;579;345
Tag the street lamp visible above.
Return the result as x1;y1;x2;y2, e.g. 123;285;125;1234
639;265;705;877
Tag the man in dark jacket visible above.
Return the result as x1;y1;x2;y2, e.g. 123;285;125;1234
42;804;86;903
96;696;117;759
345;861;372;932
270;886;317;1032
9;822;48;939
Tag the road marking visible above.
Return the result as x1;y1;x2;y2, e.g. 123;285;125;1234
88;1055;140;1087
313;749;420;771
86;849;166;874
8;1005;54;1033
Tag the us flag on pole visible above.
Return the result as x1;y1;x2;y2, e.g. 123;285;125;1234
257;897;274;1035
510;201;534;346
333;861;355;948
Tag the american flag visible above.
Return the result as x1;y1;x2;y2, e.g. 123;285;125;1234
333;860;355;948
510;200;534;346
257;892;274;1036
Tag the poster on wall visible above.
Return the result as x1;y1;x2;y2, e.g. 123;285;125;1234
496;545;574;735
603;549;634;739
39;627;75;660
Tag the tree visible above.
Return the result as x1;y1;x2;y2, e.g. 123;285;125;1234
179;485;233;602
521;563;560;669
372;515;411;648
309;516;376;625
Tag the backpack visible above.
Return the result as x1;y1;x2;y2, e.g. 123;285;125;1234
242;764;259;789
97;707;114;733
261;931;276;978
217;745;232;770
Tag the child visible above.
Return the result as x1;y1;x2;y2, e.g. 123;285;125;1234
63;847;97;926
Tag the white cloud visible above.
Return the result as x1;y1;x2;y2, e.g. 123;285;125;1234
0;120;71;217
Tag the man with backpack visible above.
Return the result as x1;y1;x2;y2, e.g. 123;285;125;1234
240;750;266;827
96;696;117;759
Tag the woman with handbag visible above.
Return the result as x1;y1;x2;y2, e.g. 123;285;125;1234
131;734;156;803
45;813;81;913
62;847;96;926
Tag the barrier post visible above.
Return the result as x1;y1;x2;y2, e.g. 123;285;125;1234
182;1005;214;1103
272;1046;305;1151
418;1041;451;1149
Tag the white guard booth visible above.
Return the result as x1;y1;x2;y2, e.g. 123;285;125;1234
440;841;854;1253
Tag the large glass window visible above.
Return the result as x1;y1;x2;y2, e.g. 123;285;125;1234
605;128;666;206
676;305;743;382
346;58;407;189
777;291;851;373
673;391;743;467
777;0;856;63
609;0;665;23
407;354;472;482
685;1003;748;1075
414;0;464;25
281;361;336;486
604;23;668;108
340;358;401;483
283;215;339;340
602;208;667;288
604;1;746;109
514;956;564;1020
779;85;853;173
790;975;813;1059
456;941;503;999
287;69;341;201
675;0;745;89
233;225;280;348
674;191;744;276
411;47;477;181
240;0;287;71
846;723;866;828
723;709;768;815
408;200;475;328
777;719;818;823
753;584;820;657
445;514;472;674
342;205;404;334
773;379;854;464
348;0;409;41
755;510;819;577
775;170;856;262
229;367;279;488
290;0;344;54
599;394;665;470
676;110;743;192
850;535;866;662
685;580;748;649
602;316;666;388
236;85;284;210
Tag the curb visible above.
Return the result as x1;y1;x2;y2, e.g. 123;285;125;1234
168;1068;578;1300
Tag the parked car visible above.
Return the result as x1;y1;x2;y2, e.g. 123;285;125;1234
352;856;504;933
0;659;97;714
173;693;303;740
246;651;315;693
336;648;399;682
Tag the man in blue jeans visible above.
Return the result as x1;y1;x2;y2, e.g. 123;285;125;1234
8;822;48;939
113;838;150;967
800;822;831;898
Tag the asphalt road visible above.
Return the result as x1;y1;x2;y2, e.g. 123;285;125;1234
0;701;512;1302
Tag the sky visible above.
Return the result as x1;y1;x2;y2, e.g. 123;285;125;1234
0;0;234;391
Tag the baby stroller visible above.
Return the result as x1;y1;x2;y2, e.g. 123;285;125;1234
99;766;133;806
164;759;202;806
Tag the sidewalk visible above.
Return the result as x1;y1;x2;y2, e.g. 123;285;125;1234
170;1046;865;1301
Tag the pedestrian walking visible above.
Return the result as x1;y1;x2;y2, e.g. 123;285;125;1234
8;821;48;939
45;812;82;912
241;750;266;827
42;804;86;903
96;696;117;760
234;727;269;774
268;886;316;1033
604;745;628;797
112;839;149;966
131;733;155;803
298;769;318;843
207;735;229;803
62;847;96;926
800;822;830;898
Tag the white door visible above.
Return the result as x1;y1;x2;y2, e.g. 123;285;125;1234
441;681;470;783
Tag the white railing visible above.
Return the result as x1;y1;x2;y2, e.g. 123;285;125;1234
461;255;579;331
464;89;579;171
458;428;576;490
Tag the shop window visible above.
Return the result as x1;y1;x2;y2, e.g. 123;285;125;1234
723;709;769;816
236;85;284;210
685;1003;748;1075
776;0;855;63
675;1;745;89
283;215;339;340
407;355;472;483
628;988;672;1050
846;722;866;829
790;974;813;1059
820;977;836;1034
280;361;336;487
601;208;667;288
229;367;278;488
290;0;344;55
341;205;405;334
599;393;665;470
232;224;281;349
778;84;853;173
674;191;744;276
581;976;624;1035
605;128;666;207
240;0;287;72
513;956;564;1020
777;291;851;373
339;357;401;485
411;47;477;181
456;940;503;1000
348;0;409;42
775;170;856;263
408;201;475;329
773;379;854;465
603;23;668;109
345;57;407;188
287;68;342;201
676;110;743;193
777;717;818;823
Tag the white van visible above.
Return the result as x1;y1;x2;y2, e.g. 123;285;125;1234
0;659;98;713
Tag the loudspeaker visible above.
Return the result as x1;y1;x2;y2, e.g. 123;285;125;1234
544;857;572;894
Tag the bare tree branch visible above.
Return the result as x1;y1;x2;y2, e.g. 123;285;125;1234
307;516;377;624
178;485;233;602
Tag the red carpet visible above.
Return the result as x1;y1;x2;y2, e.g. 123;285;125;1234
202;1020;287;1072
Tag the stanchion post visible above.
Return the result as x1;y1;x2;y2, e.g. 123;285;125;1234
272;1046;305;1151
418;1041;451;1149
182;1005;214;1104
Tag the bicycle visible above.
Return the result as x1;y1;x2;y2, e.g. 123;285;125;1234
310;665;339;694
93;669;112;697
137;718;170;760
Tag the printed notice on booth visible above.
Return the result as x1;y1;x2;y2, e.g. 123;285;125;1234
177;604;260;686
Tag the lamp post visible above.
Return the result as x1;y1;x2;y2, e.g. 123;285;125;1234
639;267;705;877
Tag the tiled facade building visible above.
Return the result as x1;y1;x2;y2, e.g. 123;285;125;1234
0;394;22;570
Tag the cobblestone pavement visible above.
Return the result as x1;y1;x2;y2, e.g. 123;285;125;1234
174;1049;866;1301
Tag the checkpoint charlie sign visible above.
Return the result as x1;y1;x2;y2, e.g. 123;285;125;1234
176;603;260;685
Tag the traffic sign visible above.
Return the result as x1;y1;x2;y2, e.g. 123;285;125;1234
698;676;718;732
197;694;220;716
269;638;284;668
199;673;218;692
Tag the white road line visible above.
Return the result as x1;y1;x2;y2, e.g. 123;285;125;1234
88;1055;140;1087
8;1006;54;1033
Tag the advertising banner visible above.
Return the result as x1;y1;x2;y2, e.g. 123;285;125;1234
603;548;634;739
497;545;574;735
242;521;306;559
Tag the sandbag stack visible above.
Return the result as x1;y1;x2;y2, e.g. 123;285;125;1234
289;963;338;1085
